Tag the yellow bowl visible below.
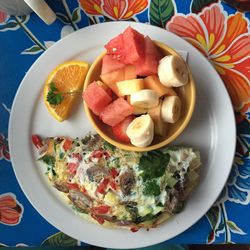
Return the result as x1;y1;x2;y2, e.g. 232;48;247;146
83;41;196;152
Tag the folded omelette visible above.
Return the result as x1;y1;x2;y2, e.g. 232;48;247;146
35;133;201;231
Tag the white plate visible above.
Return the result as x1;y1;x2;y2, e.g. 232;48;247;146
9;22;236;249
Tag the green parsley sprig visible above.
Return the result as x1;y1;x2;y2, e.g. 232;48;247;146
46;82;81;105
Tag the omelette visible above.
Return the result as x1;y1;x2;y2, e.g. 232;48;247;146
34;133;201;231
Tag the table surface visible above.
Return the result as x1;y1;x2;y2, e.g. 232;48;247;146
0;0;250;248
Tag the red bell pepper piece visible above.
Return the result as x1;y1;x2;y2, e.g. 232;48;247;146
31;135;43;149
130;227;139;232
91;213;105;224
110;168;119;178
92;205;110;214
67;162;79;174
71;153;82;161
67;183;79;190
63;139;73;151
96;178;109;194
109;180;117;191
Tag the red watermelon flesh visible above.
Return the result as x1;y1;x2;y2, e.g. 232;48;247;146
101;54;126;74
100;98;134;126
105;33;125;62
105;26;145;64
83;81;112;116
122;26;145;64
135;36;162;76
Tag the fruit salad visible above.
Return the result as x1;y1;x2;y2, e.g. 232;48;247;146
83;26;189;148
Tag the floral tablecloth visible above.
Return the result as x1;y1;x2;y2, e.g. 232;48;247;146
0;0;249;247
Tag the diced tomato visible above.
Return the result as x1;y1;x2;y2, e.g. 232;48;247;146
91;150;103;159
81;186;87;194
91;150;110;160
110;168;119;178
63;139;73;151
109;180;117;191
91;213;105;224
103;151;110;159
31;134;43;148
96;178;109;194
70;153;82;161
67;162;79;174
92;205;110;214
67;183;79;190
130;227;139;232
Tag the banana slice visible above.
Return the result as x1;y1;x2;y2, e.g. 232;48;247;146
148;100;167;137
126;114;154;143
161;96;182;123
126;95;148;114
115;79;144;96
130;89;159;109
158;55;189;87
130;132;154;147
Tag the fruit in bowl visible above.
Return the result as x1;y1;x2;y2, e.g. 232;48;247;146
83;26;195;152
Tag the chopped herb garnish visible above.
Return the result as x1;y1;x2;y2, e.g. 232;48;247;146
143;179;161;196
139;151;170;181
39;154;55;167
72;204;87;214
59;152;65;159
103;141;115;152
135;212;161;223
81;135;92;144
125;205;139;221
157;202;165;207
39;155;56;176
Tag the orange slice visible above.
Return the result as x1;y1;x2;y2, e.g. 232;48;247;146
44;61;89;122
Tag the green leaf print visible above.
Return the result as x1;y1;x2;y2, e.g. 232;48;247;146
72;7;81;23
150;0;175;28
41;232;79;246
21;45;44;55
0;21;19;31
191;0;219;13
206;205;220;230
0;15;29;32
56;13;70;24
227;221;246;235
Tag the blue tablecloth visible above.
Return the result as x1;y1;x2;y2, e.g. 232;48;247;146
0;0;250;247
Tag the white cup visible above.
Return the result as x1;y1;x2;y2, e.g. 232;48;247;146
0;0;56;24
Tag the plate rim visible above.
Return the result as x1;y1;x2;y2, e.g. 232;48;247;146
8;21;236;248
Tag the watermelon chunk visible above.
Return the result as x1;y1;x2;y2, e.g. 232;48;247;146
101;54;126;74
135;36;162;76
105;26;145;64
100;98;134;126
112;115;134;143
104;33;124;61
83;81;112;116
